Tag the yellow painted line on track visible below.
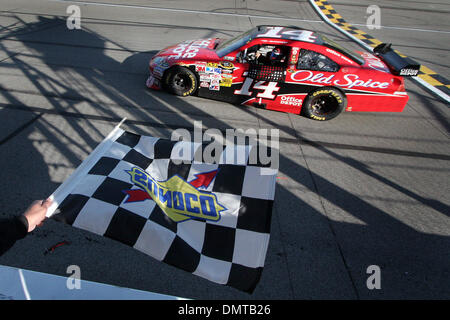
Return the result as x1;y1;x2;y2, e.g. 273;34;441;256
310;0;450;103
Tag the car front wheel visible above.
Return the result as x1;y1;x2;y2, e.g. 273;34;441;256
164;66;198;97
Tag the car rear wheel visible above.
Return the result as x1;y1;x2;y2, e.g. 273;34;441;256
164;66;198;97
301;87;346;121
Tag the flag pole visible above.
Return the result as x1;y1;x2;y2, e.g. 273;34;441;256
46;117;127;217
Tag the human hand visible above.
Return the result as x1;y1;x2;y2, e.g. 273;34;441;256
23;199;52;232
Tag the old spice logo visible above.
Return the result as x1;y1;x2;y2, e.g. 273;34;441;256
291;70;390;89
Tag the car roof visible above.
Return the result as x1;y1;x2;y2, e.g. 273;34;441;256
253;25;324;44
252;25;365;65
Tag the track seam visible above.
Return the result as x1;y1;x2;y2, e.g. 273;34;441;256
287;113;360;299
0;113;42;146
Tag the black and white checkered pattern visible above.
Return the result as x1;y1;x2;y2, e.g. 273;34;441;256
52;130;277;293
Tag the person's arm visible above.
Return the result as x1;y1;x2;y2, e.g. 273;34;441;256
0;199;52;256
0;216;28;256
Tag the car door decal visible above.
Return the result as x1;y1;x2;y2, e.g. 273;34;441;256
234;78;281;100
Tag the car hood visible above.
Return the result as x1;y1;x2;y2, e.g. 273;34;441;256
155;38;221;62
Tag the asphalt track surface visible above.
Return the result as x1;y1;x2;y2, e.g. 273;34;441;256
0;0;449;299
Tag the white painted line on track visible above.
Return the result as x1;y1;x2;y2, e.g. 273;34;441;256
49;0;324;24
50;0;450;34
350;23;450;35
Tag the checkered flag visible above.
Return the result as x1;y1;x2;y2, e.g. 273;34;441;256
47;123;277;293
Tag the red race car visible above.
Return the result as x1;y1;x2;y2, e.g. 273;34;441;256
146;25;420;120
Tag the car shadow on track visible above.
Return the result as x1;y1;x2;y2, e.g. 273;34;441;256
0;15;449;300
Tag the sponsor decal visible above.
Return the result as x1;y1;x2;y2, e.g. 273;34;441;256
259;39;289;44
219;61;234;69
205;65;222;74
224;56;235;61
207;62;218;68
146;75;155;88
220;78;232;87
280;95;302;106
360;52;390;73
400;69;419;76
200;81;210;88
235;79;281;99
325;48;340;57
210;74;222;80
209;84;220;91
325;48;353;64
195;63;206;72
153;65;167;78
124;167;225;223
200;74;211;82
168;39;212;59
290;70;390;89
312;89;343;104
290;47;299;65
151;56;169;68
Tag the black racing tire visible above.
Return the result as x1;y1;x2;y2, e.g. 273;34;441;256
301;87;346;121
163;66;198;97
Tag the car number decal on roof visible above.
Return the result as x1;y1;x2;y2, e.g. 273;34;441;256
256;26;317;43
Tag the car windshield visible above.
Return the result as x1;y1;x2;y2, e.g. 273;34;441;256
216;28;255;57
321;35;365;65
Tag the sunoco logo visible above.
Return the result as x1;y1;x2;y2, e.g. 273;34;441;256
124;167;226;223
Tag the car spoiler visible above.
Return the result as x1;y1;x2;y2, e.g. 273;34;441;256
373;43;420;76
